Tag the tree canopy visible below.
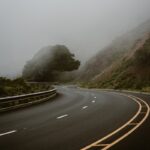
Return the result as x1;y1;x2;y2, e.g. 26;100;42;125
23;45;80;81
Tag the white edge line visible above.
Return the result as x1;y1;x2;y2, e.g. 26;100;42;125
57;114;68;119
0;130;17;137
82;106;88;109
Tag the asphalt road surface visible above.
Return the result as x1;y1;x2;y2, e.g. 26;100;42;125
0;86;149;150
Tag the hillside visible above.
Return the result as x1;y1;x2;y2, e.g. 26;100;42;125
90;35;150;90
79;20;150;91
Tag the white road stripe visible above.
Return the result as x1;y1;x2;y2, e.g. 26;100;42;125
92;100;95;103
81;93;150;150
0;130;17;137
94;96;97;99
82;106;88;109
57;114;68;119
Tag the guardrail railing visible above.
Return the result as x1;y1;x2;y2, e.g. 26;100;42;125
0;89;57;112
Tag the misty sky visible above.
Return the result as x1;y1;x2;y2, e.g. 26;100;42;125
0;0;150;77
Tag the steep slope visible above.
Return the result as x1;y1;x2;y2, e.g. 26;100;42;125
78;20;150;82
90;34;150;90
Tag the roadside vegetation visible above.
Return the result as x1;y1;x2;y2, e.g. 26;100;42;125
0;77;52;97
79;35;150;93
0;45;80;97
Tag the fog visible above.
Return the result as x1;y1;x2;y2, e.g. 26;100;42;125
0;0;150;77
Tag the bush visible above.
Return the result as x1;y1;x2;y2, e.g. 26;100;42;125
0;77;52;97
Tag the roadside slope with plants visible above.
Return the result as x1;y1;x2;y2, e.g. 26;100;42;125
79;20;150;91
90;34;150;91
0;77;51;97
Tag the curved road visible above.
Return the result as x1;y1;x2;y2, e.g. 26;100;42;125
0;86;149;150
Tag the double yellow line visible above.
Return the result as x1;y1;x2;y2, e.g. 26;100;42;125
81;92;150;150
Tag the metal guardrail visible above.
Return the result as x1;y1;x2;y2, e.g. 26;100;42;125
0;89;57;112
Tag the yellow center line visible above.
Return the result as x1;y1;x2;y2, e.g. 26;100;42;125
81;92;150;150
103;95;150;150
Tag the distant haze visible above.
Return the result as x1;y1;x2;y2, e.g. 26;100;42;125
0;0;150;77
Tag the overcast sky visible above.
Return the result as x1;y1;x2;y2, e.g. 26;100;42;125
0;0;150;77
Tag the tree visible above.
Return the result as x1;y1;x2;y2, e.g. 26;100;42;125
23;45;80;81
